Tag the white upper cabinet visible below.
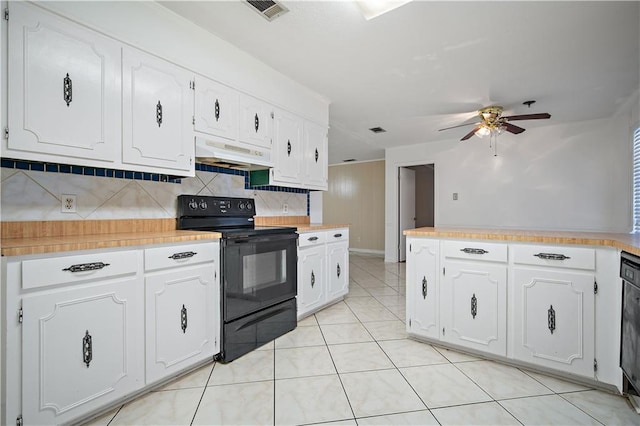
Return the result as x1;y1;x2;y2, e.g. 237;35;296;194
303;121;328;190
122;47;194;174
194;76;239;142
273;108;303;184
239;94;273;149
7;2;121;163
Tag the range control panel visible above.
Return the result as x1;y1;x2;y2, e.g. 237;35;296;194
177;195;256;217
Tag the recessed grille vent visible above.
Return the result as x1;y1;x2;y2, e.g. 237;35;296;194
246;0;289;21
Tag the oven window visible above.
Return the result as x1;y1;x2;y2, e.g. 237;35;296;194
242;249;287;292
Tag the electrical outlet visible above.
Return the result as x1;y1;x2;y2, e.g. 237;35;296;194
283;204;289;214
61;194;77;213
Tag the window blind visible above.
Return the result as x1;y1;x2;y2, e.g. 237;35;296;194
633;126;640;231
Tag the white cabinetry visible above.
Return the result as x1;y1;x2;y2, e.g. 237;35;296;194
6;2;121;164
407;238;439;339
272;109;303;184
5;250;144;426
303;121;328;189
441;241;508;356
144;243;220;384
122;47;194;174
239;94;273;149
511;245;596;378
297;229;349;318
194;76;239;142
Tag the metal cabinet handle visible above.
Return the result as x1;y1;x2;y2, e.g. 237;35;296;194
168;251;197;260
548;305;556;334
214;99;220;121
422;276;428;299
315;148;319;163
337;263;341;278
63;262;110;272
311;270;315;288
534;253;571;261
308;236;319;241
83;330;92;368
156;101;163;127
63;73;72;106
287;140;292;157
471;294;478;319
460;248;489;255
181;304;188;333
255;113;259;132
333;233;343;238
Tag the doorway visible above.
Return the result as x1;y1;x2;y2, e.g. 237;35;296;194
398;164;435;261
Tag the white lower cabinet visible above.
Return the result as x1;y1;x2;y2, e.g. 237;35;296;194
441;252;507;356
3;241;220;425
407;238;440;339
297;228;349;318
144;244;219;384
511;245;596;377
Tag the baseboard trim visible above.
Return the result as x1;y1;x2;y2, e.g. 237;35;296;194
349;248;384;255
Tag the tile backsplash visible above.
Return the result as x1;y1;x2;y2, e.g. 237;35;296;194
1;160;308;221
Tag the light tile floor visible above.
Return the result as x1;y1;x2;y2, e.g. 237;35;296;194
87;253;640;426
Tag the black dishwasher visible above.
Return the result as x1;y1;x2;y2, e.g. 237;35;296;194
620;251;640;395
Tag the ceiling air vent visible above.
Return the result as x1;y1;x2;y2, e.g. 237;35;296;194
245;0;289;21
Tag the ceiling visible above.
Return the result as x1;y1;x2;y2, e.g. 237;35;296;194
159;1;640;164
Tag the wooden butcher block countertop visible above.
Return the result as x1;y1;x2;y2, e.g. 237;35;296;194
404;226;640;257
1;219;221;256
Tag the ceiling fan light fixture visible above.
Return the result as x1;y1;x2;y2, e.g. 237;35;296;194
475;125;491;139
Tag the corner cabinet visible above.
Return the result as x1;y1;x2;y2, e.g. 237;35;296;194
2;240;220;426
406;236;620;390
297;229;349;318
122;48;194;174
7;1;121;164
407;239;440;340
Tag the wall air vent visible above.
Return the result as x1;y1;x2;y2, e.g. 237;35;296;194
369;127;387;133
245;0;289;21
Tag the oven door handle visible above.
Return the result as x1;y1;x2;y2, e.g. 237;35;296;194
225;233;299;245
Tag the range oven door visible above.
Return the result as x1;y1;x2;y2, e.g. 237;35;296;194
222;232;298;322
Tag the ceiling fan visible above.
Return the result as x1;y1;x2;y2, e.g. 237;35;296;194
439;104;551;141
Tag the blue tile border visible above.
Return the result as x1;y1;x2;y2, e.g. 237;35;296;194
0;158;312;213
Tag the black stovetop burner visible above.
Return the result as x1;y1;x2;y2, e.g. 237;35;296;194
176;195;296;237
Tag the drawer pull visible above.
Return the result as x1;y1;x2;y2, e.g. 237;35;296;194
422;276;428;299
471;294;478;319
63;262;110;273
333;233;343;238
181;304;188;333
311;270;315;288
461;248;489;255
82;330;92;368
534;253;571;261
308;236;319;242
168;251;197;260
548;305;556;334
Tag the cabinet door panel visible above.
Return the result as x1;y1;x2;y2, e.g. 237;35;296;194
22;280;142;425
408;239;439;339
297;245;325;317
273;109;302;184
145;264;217;384
122;48;193;173
8;2;120;162
327;242;349;300
239;94;272;149
303;122;328;189
513;268;595;377
442;261;507;355
194;76;238;141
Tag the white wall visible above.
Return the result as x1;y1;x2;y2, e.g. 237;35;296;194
385;115;634;262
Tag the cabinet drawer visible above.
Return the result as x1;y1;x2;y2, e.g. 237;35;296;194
22;250;140;290
298;231;326;248
145;243;217;272
511;244;595;270
442;240;508;263
327;228;349;244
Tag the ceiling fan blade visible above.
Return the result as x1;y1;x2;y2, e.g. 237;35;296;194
438;122;479;131
503;113;551;121
461;126;481;141
503;122;526;134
